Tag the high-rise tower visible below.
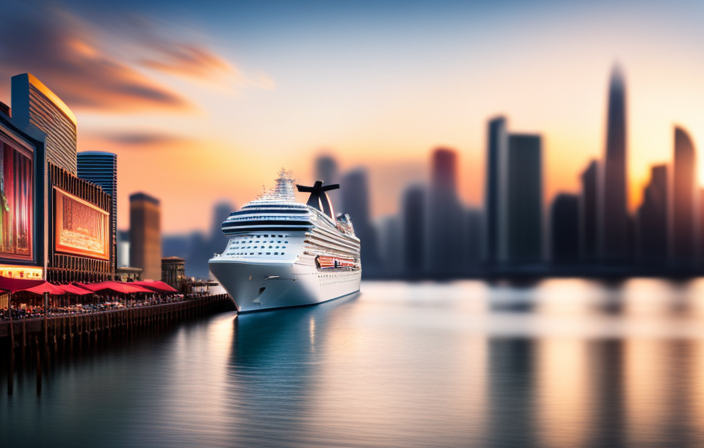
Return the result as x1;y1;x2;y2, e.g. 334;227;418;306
341;168;379;270
129;192;161;280
637;165;668;264
671;127;697;265
580;160;598;261
484;116;507;264
599;66;629;262
428;148;463;273
402;185;425;275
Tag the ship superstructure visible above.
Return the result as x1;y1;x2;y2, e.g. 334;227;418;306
209;169;361;312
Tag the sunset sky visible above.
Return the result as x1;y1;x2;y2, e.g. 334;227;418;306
3;0;704;234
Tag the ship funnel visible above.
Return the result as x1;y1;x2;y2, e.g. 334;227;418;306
296;181;339;219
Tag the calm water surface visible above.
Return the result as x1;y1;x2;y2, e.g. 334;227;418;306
4;279;704;447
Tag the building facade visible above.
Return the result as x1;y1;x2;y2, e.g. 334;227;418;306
129;193;162;280
161;256;186;291
484;116;507;264
637;165;668;265
671;126;697;265
551;194;580;263
580;160;598;262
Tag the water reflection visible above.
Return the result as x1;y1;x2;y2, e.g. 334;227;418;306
2;281;704;447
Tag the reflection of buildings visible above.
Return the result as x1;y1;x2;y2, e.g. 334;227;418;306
0;73;115;282
600;66;629;262
77;151;118;273
129;192;162;280
671;127;697;266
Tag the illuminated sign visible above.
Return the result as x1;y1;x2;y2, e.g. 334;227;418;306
55;188;109;260
0;141;33;259
0;264;42;279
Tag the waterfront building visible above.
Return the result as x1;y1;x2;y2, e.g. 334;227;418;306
484;116;507;264
671;126;697;266
116;266;142;282
341;168;379;270
11;73;77;174
550;194;580;263
162;256;186;291
402;185;425;275
77;151;117;272
117;230;130;268
428;148;463;273
637;165;668;265
463;207;482;269
504;134;543;263
580;160;598;262
599;66;630;262
315;155;341;214
129;193;162;280
0;100;44;280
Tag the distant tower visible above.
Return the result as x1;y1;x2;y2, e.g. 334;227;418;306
209;200;235;254
11;73;78;174
463;207;483;269
129;193;162;280
428;148;463;273
550;194;580;264
580;160;598;262
484;116;507;264
504;135;543;263
315;155;341;214
77;151;117;271
671;127;697;265
402;185;425;275
637;165;668;265
599;65;629;262
341;169;379;270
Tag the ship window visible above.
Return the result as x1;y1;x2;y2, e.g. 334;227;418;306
266;252;271;255
278;234;283;237
269;245;272;248
274;252;279;255
250;252;254;255
283;246;286;249
277;241;281;243
281;252;285;255
258;252;262;255
285;241;289;243
276;246;279;248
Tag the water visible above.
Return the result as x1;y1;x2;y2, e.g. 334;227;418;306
3;279;704;447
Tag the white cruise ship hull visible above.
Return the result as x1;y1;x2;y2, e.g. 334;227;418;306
209;258;361;313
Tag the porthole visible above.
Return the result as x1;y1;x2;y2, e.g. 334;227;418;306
274;252;279;255
266;252;271;255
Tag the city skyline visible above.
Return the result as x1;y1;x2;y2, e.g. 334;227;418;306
3;0;704;233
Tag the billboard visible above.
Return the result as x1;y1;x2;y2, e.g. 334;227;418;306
55;188;109;260
0;141;33;259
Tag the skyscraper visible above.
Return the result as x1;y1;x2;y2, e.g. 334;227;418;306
580;160;598;262
671;126;697;265
599;66;629;262
484;116;507;264
77;151;117;271
402;185;425;275
463;207;483;269
550;194;580;263
637;165;668;265
504;135;543;263
11;73;78;174
315;155;341;214
129;193;161;280
341;168;379;270
428;148;463;273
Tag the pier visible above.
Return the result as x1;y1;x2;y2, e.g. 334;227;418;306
1;294;235;396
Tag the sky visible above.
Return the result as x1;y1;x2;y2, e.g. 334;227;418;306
3;0;704;233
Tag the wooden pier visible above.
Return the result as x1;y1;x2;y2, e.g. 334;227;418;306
1;294;235;395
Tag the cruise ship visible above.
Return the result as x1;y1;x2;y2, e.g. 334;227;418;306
209;169;361;313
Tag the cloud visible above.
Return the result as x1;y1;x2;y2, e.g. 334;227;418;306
90;132;191;147
0;2;192;113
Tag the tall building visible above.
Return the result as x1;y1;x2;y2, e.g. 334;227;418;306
11;73;77;174
637;165;668;265
671;126;697;265
402;185;425;275
341;168;379;270
504;134;543;263
315;155;341;214
463;207;483;269
599;66;629;262
550;194;580;263
484;116;507;264
77;151;117;272
129;192;161;280
428;148;463;273
580;160;599;262
376;215;403;275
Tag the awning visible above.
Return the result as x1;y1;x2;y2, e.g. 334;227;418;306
15;282;66;296
81;281;153;294
0;276;46;293
130;281;178;293
59;284;95;295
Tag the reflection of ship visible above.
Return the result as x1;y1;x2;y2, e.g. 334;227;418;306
209;169;361;313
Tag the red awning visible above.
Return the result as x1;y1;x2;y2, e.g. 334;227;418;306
81;281;152;294
0;276;46;293
131;281;178;293
15;282;66;296
59;284;95;295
